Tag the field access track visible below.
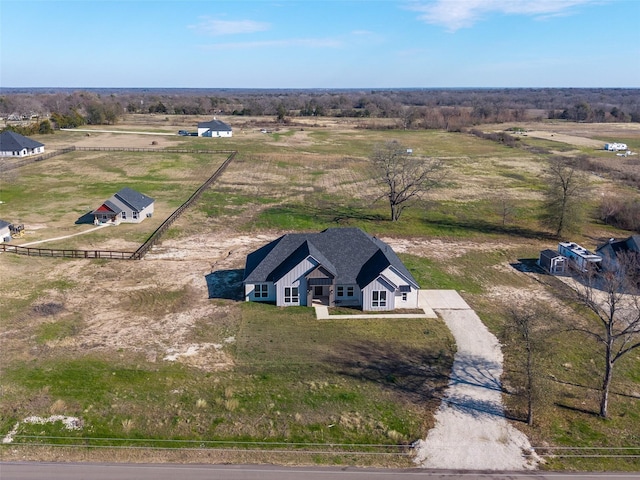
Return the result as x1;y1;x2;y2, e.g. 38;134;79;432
1;148;237;261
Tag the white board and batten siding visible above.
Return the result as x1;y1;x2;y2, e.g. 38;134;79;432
273;256;319;307
362;276;396;311
0;225;11;243
362;266;419;311
383;266;420;308
244;282;276;303
122;203;154;224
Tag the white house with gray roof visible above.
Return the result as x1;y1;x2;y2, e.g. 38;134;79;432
197;118;232;138
243;228;420;311
0;220;12;243
0;131;45;157
92;187;154;225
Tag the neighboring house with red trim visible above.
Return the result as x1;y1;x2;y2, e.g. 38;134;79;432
243;228;420;311
92;187;154;225
0;131;45;157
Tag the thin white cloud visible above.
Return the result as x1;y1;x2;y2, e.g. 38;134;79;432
408;0;605;31
199;37;343;50
189;17;271;36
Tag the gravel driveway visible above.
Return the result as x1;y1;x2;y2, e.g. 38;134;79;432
414;290;539;470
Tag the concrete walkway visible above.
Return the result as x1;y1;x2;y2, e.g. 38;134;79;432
313;294;437;320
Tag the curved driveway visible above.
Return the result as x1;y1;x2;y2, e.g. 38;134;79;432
414;291;539;470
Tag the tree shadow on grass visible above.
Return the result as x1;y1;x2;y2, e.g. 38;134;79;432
555;403;600;417
206;269;244;300
510;258;544;273
264;203;386;226
423;217;554;240
325;339;452;405
328;340;525;421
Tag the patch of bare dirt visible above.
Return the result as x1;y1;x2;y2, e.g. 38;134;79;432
22;231;277;370
383;236;500;260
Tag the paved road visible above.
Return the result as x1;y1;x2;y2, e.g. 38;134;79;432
2;463;639;480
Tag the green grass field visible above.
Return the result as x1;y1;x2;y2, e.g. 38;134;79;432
1;121;639;469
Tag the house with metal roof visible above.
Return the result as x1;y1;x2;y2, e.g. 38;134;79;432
243;228;420;311
92;187;154;225
197;118;232;138
0;131;45;157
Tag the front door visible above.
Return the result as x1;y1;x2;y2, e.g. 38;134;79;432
314;286;323;296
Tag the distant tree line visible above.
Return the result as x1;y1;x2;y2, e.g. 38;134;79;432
1;88;639;130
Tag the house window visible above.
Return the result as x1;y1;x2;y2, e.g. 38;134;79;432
284;287;299;304
337;286;344;297
121;211;127;219
372;291;387;307
255;284;268;298
347;286;354;297
402;292;408;301
133;212;138;220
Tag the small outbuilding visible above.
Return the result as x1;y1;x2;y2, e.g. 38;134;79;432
92;187;154;225
538;249;567;275
0;131;45;157
197;119;232;138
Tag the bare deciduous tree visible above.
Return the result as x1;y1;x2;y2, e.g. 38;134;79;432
503;306;550;426
541;156;591;237
370;140;445;222
493;192;517;228
572;252;640;418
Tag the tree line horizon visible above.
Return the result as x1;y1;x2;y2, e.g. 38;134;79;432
1;87;639;131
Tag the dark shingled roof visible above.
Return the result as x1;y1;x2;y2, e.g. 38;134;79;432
243;227;418;288
597;235;640;256
0;131;44;151
113;187;154;211
197;119;232;131
0;219;11;230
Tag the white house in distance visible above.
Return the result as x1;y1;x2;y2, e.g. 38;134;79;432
197;118;232;138
0;131;45;157
243;227;420;311
0;220;12;243
92;187;154;225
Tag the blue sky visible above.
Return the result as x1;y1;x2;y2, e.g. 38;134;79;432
1;0;639;88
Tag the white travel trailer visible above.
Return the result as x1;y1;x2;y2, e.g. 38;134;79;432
558;242;602;272
604;143;628;151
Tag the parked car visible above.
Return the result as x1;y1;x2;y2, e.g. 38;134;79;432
178;130;189;136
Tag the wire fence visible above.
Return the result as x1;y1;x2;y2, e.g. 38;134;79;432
3;435;640;460
3;435;412;458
